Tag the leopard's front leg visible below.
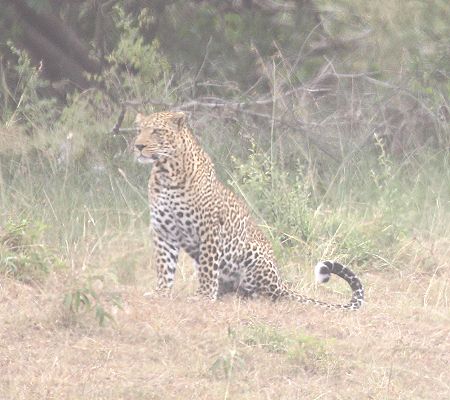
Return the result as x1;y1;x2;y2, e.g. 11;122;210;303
196;231;220;300
153;234;180;296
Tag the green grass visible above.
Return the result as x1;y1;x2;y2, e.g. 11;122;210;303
1;113;449;399
2;123;449;280
242;322;330;369
228;143;450;272
1;125;449;333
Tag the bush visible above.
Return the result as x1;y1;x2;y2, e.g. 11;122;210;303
0;219;64;283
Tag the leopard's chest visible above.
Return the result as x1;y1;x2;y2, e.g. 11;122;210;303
150;186;202;254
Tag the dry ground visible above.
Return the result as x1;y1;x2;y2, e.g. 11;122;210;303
1;261;449;400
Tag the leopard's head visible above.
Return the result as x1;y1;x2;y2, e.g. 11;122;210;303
133;111;187;164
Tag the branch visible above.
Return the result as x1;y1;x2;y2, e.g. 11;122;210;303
120;96;338;161
306;30;372;58
123;84;309;110
193;0;296;14
111;105;127;135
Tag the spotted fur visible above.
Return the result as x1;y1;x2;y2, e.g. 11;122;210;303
134;111;364;309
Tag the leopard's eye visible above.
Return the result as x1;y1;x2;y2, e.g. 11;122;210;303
152;129;167;138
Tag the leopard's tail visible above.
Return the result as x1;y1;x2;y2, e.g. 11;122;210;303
283;261;364;310
314;260;364;309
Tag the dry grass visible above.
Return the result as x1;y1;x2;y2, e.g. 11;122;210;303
1;254;449;400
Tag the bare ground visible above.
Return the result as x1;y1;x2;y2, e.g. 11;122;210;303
1;264;449;400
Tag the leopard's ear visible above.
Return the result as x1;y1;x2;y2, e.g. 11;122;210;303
170;111;186;129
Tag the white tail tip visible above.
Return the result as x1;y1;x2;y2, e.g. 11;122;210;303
315;261;331;283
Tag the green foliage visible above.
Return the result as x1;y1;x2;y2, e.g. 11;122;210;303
64;275;122;327
317;0;450;98
1;42;58;127
243;323;330;370
230;145;314;245
226;139;450;269
157;2;322;89
107;6;169;91
229;145;376;264
1;4;172;176
0;219;64;283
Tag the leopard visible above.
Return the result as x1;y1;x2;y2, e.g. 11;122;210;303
133;111;364;309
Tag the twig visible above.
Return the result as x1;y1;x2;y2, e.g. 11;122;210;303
194;36;212;84
122;98;174;108
177;101;338;160
110;104;127;135
363;76;437;119
114;127;138;133
290;21;324;77
117;94;338;160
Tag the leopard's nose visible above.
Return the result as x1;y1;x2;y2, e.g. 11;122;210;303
135;144;145;151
